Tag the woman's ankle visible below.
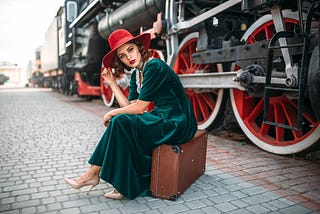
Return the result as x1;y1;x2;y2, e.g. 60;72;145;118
76;166;101;183
89;165;101;177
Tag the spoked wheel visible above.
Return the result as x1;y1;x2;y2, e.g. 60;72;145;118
149;49;165;61
230;12;320;154
170;33;227;130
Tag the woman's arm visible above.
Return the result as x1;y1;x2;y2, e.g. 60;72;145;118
103;99;150;126
101;67;130;107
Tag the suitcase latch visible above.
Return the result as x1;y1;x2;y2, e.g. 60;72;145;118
171;145;183;154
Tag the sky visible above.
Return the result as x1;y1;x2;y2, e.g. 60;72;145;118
0;0;65;68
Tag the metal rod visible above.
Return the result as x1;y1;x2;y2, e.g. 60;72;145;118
167;0;241;34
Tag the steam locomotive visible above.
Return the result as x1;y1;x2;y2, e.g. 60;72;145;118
40;0;320;155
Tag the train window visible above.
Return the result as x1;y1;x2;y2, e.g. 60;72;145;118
66;1;77;23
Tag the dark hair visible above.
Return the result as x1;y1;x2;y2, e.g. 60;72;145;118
113;40;149;77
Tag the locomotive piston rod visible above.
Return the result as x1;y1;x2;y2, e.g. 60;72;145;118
178;72;244;90
178;69;287;91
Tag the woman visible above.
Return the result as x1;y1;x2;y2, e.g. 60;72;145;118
64;29;197;200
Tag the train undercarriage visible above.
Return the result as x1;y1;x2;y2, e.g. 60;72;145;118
58;0;320;155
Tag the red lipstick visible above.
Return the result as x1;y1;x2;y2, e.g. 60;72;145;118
130;60;135;65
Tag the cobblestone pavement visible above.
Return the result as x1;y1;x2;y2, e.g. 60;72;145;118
0;86;319;214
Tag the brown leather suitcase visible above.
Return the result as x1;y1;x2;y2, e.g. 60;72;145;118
150;130;208;200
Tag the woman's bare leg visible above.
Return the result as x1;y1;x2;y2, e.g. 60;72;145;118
75;165;101;184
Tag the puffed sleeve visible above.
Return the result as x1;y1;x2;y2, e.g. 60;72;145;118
128;69;139;101
139;59;169;101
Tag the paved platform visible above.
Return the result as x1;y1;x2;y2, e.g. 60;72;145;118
0;86;319;214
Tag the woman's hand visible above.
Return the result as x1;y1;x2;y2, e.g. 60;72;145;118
101;67;116;86
103;112;113;127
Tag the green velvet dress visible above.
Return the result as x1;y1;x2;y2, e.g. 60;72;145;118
88;58;197;199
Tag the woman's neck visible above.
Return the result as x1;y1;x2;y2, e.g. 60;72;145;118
138;57;150;71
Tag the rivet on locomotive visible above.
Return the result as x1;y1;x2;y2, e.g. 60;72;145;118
38;0;320;155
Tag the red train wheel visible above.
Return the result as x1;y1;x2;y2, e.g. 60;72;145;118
230;12;320;154
172;33;227;130
149;49;165;61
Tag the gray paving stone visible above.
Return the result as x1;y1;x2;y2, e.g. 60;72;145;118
184;200;207;209
80;203;110;213
0;210;19;214
269;199;293;209
31;191;50;200
0;89;316;214
99;208;122;214
46;202;63;211
89;197;103;204
39;185;57;192
202;189;219;197
179;191;208;201
240;186;267;196
11;199;41;209
261;202;280;212
241;194;273;205
230;190;248;199
59;207;81;214
158;204;190;214
212;186;230;194
107;200;125;209
15;194;30;202
142;210;162;214
260;191;282;201
201;206;222;214
21;206;37;214
230;199;250;208
62;198;92;208
224;184;243;192
41;197;56;205
3;183;28;192
54;195;70;203
179;210;206;214
1;197;15;204
196;183;216;191
146;199;168;209
117;202;150;213
280;205;313;214
214;202;238;212
0;204;11;213
225;208;252;214
10;187;38;196
278;197;296;206
36;205;47;213
208;193;237;204
247;204;272;213
199;198;215;206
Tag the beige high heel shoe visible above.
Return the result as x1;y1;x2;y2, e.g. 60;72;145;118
64;177;99;195
104;189;124;200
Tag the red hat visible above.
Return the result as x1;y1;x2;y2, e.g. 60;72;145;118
102;29;151;68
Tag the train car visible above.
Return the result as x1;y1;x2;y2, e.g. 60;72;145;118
41;14;59;89
46;0;320;155
41;0;107;97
